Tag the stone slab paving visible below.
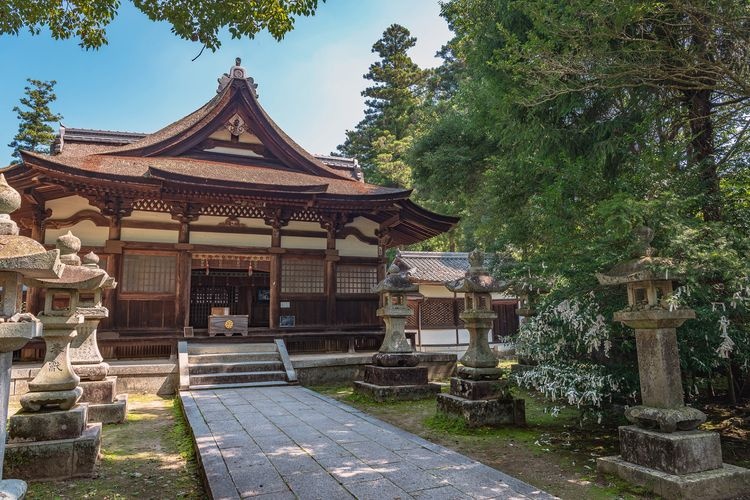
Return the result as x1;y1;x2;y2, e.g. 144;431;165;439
180;386;556;500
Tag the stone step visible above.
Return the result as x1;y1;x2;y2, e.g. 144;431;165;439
188;352;281;364
187;343;278;355
189;370;288;386
188;380;293;391
188;360;284;375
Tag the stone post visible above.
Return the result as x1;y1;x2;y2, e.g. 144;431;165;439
596;227;750;498
6;230;108;481
436;249;525;427
353;263;440;401
0;174;63;497
69;251;127;424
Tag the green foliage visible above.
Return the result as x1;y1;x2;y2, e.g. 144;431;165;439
0;0;320;50
8;78;62;163
407;0;750;405
337;24;427;188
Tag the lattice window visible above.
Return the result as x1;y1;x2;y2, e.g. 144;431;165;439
420;298;457;328
133;199;171;212
121;254;177;294
406;302;418;328
281;260;324;294
336;265;377;294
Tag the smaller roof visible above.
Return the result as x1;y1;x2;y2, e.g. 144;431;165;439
396;251;480;283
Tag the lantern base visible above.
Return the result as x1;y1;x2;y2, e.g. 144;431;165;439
19;387;83;412
436;393;525;428
372;352;420;367
597;456;750;500
457;365;502;380
353;381;440;402
626;405;706;433
72;362;109;381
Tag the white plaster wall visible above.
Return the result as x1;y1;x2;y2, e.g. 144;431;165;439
45;195;95;219
121;227;178;244
281;235;327;250
418;284;512;302
286;221;322;232
337;235;378;257
45;220;108;247
190;231;271;248
125;211;174;223
349;216;378;236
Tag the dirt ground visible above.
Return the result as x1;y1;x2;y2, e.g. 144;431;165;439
13;395;204;500
313;385;750;500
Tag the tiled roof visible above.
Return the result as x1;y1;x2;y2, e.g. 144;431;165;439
396;251;473;283
23;151;406;197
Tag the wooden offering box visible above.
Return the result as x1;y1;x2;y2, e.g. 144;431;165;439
208;314;248;336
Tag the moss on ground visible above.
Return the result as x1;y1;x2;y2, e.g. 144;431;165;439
312;384;654;499
24;395;203;500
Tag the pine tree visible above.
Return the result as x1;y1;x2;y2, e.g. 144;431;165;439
8;79;62;163
337;24;426;187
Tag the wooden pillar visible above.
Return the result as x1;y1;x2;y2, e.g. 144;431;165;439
269;222;283;330
176;245;192;330
103;215;124;330
25;204;50;315
324;222;339;325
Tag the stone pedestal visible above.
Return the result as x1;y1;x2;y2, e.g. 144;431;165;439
1;352;27;499
437;390;525;428
5;404;102;481
79;377;128;424
354;365;440;401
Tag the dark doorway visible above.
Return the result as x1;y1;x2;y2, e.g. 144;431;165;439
189;269;270;329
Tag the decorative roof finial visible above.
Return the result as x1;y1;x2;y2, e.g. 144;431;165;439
217;57;258;97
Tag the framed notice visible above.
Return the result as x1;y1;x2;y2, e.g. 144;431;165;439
280;301;291;309
257;288;270;302
279;315;296;328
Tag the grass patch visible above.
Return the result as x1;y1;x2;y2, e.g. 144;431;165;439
170;397;197;463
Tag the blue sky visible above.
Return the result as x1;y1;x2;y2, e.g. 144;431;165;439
0;1;452;164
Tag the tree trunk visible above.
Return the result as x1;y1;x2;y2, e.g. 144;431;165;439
686;88;721;222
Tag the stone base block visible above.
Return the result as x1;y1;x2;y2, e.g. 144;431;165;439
372;352;420;367
4;423;102;481
597;455;750;500
0;479;27;499
449;377;508;400
353;381;440;401
363;365;428;386
80;377;117;404
20;387;83;412
436;393;525;427
456;366;502;380
619;425;723;475
87;394;128;424
8;404;88;442
72;363;109;381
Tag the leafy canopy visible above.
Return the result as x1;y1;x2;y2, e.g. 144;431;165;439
0;0;321;50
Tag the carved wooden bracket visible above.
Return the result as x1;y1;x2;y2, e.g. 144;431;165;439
46;209;109;229
89;194;134;220
170;202;202;224
262;207;290;230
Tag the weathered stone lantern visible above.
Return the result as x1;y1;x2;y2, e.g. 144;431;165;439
6;231;106;481
596;226;750;498
437;250;525;427
353;263;440;400
69;251;126;423
0;174;63;498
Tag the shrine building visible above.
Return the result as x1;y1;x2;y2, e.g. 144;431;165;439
2;60;457;352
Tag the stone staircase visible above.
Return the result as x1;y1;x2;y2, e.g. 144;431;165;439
178;339;298;390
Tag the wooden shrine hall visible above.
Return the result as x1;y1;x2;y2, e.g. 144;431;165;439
2;59;457;355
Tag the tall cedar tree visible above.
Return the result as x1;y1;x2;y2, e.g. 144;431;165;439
8;79;62;163
411;0;750;403
337;24;426;187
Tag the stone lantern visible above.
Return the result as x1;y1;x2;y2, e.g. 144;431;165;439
0;174;63;498
596;226;750;498
436;250;525;427
6;231;106;481
353;263;440;400
69;250;126;424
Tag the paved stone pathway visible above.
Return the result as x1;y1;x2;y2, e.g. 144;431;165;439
181;386;555;499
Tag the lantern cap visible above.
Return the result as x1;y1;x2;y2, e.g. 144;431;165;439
372;262;418;294
596;226;679;286
446;249;510;293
